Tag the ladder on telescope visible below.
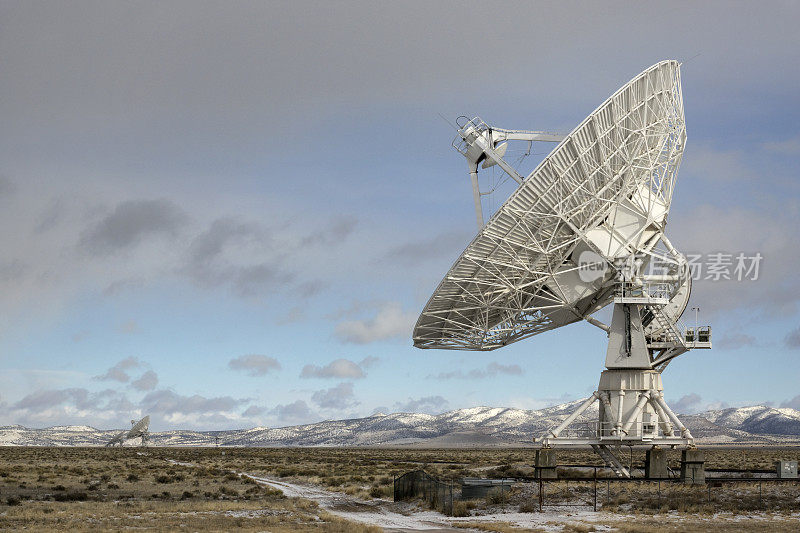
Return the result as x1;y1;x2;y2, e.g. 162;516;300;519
591;444;630;478
648;306;684;344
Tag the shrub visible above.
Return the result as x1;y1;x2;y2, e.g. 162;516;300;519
370;485;392;499
219;485;239;497
452;501;470;517
486;487;509;505
54;491;88;502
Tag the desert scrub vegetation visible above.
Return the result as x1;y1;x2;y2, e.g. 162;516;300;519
2;445;799;530
601;479;800;514
604;514;800;533
0;447;379;532
0;499;381;532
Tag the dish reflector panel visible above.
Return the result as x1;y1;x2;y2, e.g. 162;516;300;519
414;61;686;350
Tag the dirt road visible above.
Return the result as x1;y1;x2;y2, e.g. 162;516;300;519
245;474;457;531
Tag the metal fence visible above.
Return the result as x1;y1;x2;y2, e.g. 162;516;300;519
534;477;800;513
395;467;800;516
393;469;454;515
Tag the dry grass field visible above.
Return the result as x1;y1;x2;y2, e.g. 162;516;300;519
0;446;799;531
0;447;380;531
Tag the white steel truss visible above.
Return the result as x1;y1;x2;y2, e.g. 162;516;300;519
413;61;689;351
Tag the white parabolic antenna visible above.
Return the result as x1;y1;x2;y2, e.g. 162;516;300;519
413;61;711;477
106;415;150;447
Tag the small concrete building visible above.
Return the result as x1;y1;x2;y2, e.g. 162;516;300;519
776;460;798;479
460;478;513;500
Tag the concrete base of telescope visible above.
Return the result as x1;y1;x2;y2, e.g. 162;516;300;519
535;448;558;479
645;447;669;479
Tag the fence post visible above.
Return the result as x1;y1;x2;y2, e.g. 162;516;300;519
538;476;543;512
449;483;453;516
593;467;597;512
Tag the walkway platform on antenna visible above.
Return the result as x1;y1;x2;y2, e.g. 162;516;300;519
614;295;670;305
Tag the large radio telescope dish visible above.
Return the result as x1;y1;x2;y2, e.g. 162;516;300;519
413;61;711;477
414;60;688;351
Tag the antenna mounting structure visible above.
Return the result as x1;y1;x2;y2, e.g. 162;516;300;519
413;61;712;477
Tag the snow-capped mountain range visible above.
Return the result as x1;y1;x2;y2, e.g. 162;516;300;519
2;401;800;447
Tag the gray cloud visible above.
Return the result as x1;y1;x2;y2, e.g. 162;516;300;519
34;197;65;234
670;394;730;415
182;217;293;297
103;278;146;296
334;302;416;344
301;216;357;247
13;388;90;411
131;370;158;391
275;306;305;325
242;405;267;417
296;280;328;298
430;362;523;380
94;357;142;383
271;400;314;423
300;358;365;380
393;395;449;414
140;389;243;415
311;382;357;410
10;387;135;420
359;356;379;369
78;199;186;254
785;326;800;349
232;263;291;297
384;231;469;265
763;136;800;155
669;201;800;320
228;354;281;377
672;393;703;415
4;2;797;151
716;332;757;350
780;396;800;411
5;385;248;430
0;176;16;197
0;260;26;283
186;218;267;270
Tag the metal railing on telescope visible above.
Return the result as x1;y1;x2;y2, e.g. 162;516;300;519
614;281;673;302
393;470;454;515
553;421;677;440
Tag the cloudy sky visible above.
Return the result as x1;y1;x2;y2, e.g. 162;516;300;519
1;1;799;431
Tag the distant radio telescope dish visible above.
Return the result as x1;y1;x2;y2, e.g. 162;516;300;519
106;415;150;447
413;61;711;477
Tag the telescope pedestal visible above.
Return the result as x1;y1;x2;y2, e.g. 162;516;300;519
537;368;693;448
537;303;696;477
